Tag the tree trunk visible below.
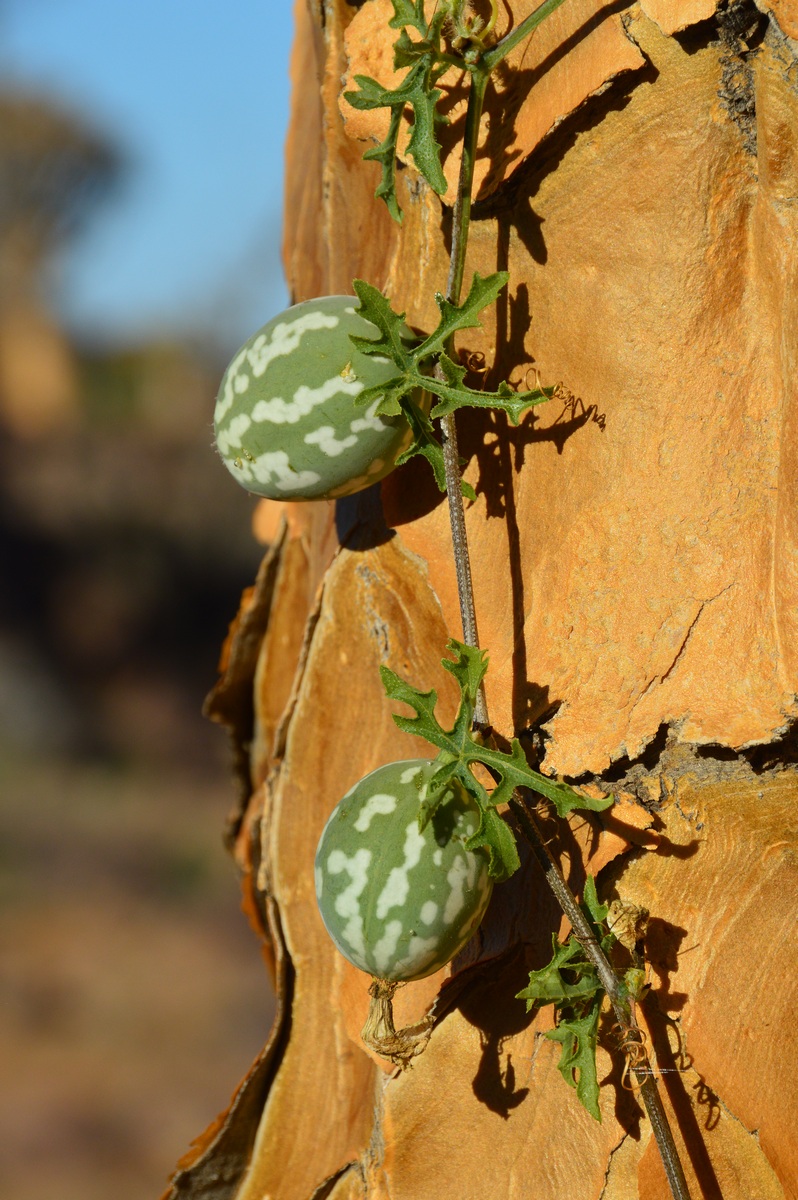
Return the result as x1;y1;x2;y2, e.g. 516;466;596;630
165;2;798;1198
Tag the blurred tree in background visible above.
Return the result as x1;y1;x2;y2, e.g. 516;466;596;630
0;88;119;293
0;89;119;435
0;84;262;758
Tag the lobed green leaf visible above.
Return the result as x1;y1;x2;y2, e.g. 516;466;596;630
350;274;557;485
545;1002;603;1122
356;378;412;418
381;641;614;881
403;72;448;196
379;665;447;746
388;0;428;35
414;273;510;362
475;741;614;819
582;875;609;927
394;26;437;68
427;354;553;423
343;0;460;218
516;936;602;1007
418;758;461;828
440;639;488;709
515;876;626;1121
351;279;414;368
344;56;448;208
362;107;404;223
394;397;447;491
466;803;521;881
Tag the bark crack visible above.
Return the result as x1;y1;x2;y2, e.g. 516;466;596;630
597;1130;632;1200
631;584;735;713
308;1162;359;1200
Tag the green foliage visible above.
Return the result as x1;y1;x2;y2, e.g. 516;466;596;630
352;273;553;493
344;0;486;221
517;878;619;1122
345;3;452;221
546;1005;603;1121
380;641;613;883
345;0;568;221
348;58;448;222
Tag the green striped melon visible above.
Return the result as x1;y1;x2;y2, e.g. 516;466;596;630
315;760;493;982
214;296;420;500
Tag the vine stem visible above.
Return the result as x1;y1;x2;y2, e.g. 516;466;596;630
435;14;692;1199
438;63;489;729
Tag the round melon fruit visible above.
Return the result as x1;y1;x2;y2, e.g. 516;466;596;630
213;295;420;500
315;759;493;982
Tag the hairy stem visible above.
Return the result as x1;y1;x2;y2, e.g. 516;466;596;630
440;414;481;639
439;63;489;729
509;797;691;1200
446;69;488;305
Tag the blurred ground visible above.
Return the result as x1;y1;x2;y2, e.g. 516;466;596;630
0;745;274;1200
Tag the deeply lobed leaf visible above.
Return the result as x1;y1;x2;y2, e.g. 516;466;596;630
440;639;488;709
381;643;614;881
351;273;558;488
394;397;447;490
362;108;404;223
344;55;448;211
351;279;414;366
427;354;553;423
517;936;602;1007
388;0;428;35
414;273;510;361
343;0;458;218
516;877;625;1122
546;1003;603;1122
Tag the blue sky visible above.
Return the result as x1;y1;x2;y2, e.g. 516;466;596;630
0;0;294;348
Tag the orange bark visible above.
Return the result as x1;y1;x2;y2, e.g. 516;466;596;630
166;3;798;1198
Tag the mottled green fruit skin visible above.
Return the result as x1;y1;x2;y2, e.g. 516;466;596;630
315;760;493;983
214;295;419;501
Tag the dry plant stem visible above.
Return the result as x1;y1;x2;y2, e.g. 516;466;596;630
509;797;691;1200
440;409;484;660
445;68;487;304
362;978;433;1068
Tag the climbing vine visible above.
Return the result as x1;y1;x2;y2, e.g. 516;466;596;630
337;2;691;1195
213;2;692;1196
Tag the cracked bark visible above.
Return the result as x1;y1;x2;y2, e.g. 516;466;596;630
163;2;798;1199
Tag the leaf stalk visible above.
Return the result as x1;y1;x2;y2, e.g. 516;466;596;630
481;0;569;72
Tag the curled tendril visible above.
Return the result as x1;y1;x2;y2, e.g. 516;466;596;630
521;365;546;392
611;1023;650;1091
462;348;488;375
